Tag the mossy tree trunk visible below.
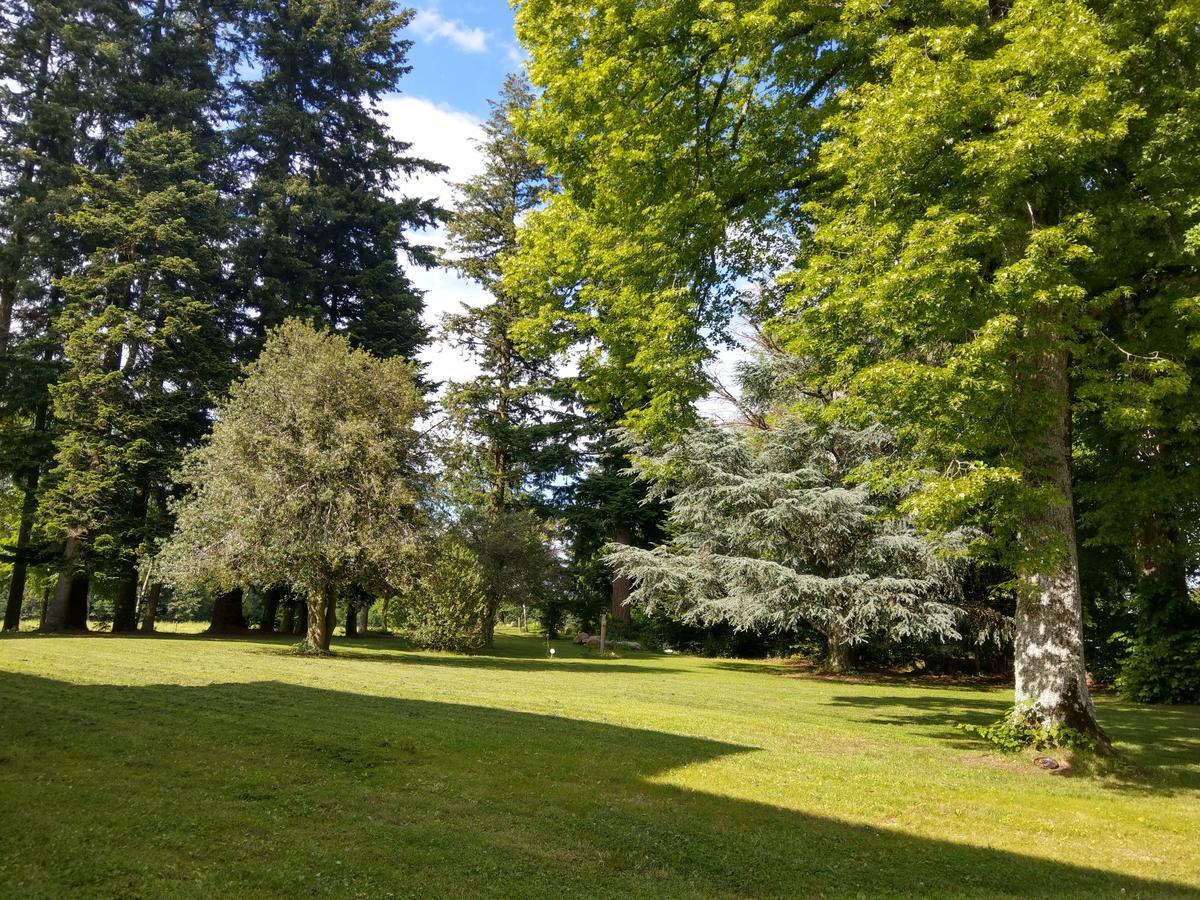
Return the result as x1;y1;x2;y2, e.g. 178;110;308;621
305;583;334;653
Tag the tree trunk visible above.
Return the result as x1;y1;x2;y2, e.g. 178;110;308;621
44;537;88;632
824;636;852;674
610;526;633;636
260;585;285;633
305;584;332;653
294;598;307;636
140;582;161;632
1014;349;1105;743
207;587;246;632
112;565;139;633
324;588;338;641
482;597;498;648
2;469;40;631
345;598;358;638
356;602;369;635
281;597;295;634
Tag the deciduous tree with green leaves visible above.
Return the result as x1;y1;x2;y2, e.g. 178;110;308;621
779;0;1199;735
158;320;427;653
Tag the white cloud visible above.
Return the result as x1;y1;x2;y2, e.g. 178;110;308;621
410;9;489;53
379;94;488;387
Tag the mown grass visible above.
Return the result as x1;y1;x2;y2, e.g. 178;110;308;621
1;627;1197;898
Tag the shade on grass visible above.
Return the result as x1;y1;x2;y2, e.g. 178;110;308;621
1;629;1197;898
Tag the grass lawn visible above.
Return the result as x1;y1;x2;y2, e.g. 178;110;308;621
1;628;1198;898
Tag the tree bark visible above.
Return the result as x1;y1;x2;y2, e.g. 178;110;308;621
344;597;358;638
140;582;161;632
305;584;333;653
44;537;88;632
207;587;247;632
294;598;307;636
280;597;295;634
324;589;337;642
112;565;139;633
1013;349;1105;742
260;585;285;633
356;601;369;635
824;633;852;674
610;526;633;636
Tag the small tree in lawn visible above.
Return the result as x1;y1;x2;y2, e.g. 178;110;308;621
608;415;963;672
159;320;426;653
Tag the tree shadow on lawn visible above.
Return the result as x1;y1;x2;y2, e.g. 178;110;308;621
825;692;1200;794
314;647;681;675
0;671;1195;898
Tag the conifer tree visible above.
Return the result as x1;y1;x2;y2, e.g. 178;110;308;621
0;0;129;629
441;73;576;644
233;0;442;359
40;121;230;632
609;412;963;672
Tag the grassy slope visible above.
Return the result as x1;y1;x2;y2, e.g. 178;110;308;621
0;628;1197;899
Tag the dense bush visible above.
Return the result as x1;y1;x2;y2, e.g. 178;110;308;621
1116;633;1200;705
404;537;487;653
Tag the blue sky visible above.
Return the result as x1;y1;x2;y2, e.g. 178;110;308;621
404;2;523;118
382;3;523;385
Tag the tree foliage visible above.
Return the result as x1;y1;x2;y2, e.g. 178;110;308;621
609;411;963;671
159;320;426;652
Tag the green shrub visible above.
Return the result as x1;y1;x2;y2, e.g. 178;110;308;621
404;537;487;653
958;703;1096;754
1115;632;1200;705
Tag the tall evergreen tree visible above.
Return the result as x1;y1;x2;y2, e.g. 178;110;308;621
0;0;129;629
39;121;230;632
233;0;442;359
441;73;576;644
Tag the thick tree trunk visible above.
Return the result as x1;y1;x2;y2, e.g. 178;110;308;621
305;584;333;653
280;597;295;634
294;599;307;636
44;537;88;632
610;527;633;636
2;470;40;631
1014;349;1105;742
345;598;358;638
207;587;247;633
112;565;139;633
260;585;285;633
140;582;161;632
823;628;852;673
356;602;369;635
